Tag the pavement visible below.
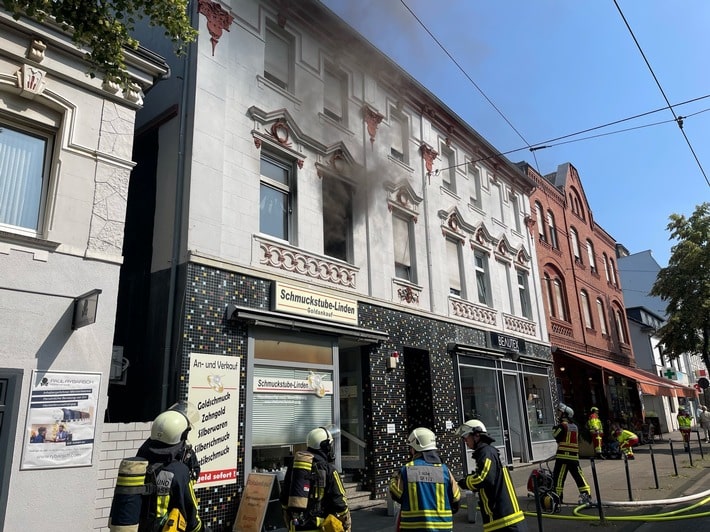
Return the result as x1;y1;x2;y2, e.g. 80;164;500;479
350;431;710;532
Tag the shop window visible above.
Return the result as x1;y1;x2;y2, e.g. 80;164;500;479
254;338;332;365
459;365;503;445
0;120;53;233
525;375;554;442
259;152;293;241
322;176;352;262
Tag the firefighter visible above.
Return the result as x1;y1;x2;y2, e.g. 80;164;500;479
115;402;206;532
552;403;592;506
390;427;460;531
280;427;351;532
612;425;639;459
678;407;693;452
586;407;604;459
456;420;527;531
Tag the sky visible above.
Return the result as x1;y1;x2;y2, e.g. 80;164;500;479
320;0;710;267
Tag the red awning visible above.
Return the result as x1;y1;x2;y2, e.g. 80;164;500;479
564;351;697;398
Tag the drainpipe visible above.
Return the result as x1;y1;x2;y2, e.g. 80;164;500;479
161;0;197;411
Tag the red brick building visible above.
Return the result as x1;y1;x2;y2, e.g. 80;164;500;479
522;162;641;429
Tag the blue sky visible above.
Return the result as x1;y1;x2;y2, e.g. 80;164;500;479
321;0;710;266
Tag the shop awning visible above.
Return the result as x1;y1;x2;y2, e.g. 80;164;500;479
227;305;389;344
564;351;697;398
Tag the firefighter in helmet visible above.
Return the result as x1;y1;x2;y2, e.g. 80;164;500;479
678;407;693;452
390;427;460;531
456;420;526;531
586;407;604;459
280;427;350;532
552;403;592;506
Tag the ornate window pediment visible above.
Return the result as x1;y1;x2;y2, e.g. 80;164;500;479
437;206;474;244
470;223;497;254
494;234;515;262
516;246;532;269
315;144;359;185
385;180;422;222
248;106;308;166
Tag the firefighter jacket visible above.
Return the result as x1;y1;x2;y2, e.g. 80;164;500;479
390;450;461;531
136;439;203;532
459;442;525;532
614;429;638;447
678;413;692;430
280;449;350;532
553;420;580;461
586;413;603;434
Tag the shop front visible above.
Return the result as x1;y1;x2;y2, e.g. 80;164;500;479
451;331;556;468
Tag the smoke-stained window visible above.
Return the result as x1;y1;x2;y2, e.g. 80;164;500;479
322;177;353;262
323;67;345;123
389;111;408;163
264;21;293;91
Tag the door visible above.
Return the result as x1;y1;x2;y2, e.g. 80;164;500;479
339;346;365;470
501;372;529;464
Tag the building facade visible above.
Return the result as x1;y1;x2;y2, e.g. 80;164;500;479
0;9;168;531
112;0;557;528
524;162;693;449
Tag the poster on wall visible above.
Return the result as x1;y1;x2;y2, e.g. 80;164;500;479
188;353;240;488
21;370;101;470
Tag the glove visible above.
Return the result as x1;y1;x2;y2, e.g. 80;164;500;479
457;478;468;489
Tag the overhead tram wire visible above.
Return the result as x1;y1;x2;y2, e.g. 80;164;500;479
613;0;710;188
398;0;542;172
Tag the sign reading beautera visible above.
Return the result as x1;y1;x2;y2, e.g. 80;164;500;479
273;281;358;326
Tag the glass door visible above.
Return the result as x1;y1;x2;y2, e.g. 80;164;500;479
502;372;529;464
339;346;365;470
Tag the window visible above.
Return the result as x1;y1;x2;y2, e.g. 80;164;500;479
544;271;568;320
602;253;611;283
259;153;293;240
441;146;456;194
546;211;558;249
570;227;581;261
470;163;482;208
596;298;608;335
447;239;463;296
609;258;619;287
474;251;491;306
0;122;52;232
323;177;352;262
493;183;505;223
510;193;521;232
389;112;407;163
323;68;345;123
586;240;597;273
614;307;627;344
535;202;546;242
264;22;292;91
517;270;532;319
393;215;415;282
580;290;593;329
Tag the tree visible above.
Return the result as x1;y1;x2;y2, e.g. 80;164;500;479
651;202;710;372
2;0;197;86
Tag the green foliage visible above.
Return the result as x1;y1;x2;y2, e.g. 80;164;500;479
2;0;197;86
651;202;710;369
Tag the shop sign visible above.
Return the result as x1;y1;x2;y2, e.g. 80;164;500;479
490;332;526;353
273;281;358;326
188;353;240;487
253;372;333;397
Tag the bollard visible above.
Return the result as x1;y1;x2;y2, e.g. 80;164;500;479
670;440;678;476
532;469;544;532
688;439;694;467
623;453;633;501
697;431;705;459
589;457;606;523
650;445;659;489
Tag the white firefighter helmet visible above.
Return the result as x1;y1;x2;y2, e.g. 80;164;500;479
408;427;437;452
151;409;190;445
455;419;488;438
557;402;574;418
307;426;334;449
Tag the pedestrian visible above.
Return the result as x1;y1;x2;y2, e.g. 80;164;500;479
678;407;692;451
698;406;710;442
281;426;351;532
455;420;526;531
586;407;604;459
389;427;460;531
552;403;592;506
611;425;639;459
110;401;207;531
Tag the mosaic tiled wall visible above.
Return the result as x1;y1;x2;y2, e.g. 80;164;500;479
177;261;551;526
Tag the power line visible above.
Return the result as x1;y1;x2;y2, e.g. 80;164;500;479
613;0;710;188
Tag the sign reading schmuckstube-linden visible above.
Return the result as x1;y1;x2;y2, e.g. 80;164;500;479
273;281;358;326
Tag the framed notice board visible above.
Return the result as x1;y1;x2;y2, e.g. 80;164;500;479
233;473;278;532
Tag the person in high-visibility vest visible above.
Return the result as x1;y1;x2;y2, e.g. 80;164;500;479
612;426;639;459
552;403;592;506
586;407;604;459
678;408;693;451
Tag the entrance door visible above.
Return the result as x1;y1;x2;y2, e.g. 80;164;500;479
339;346;365;470
501;372;528;464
